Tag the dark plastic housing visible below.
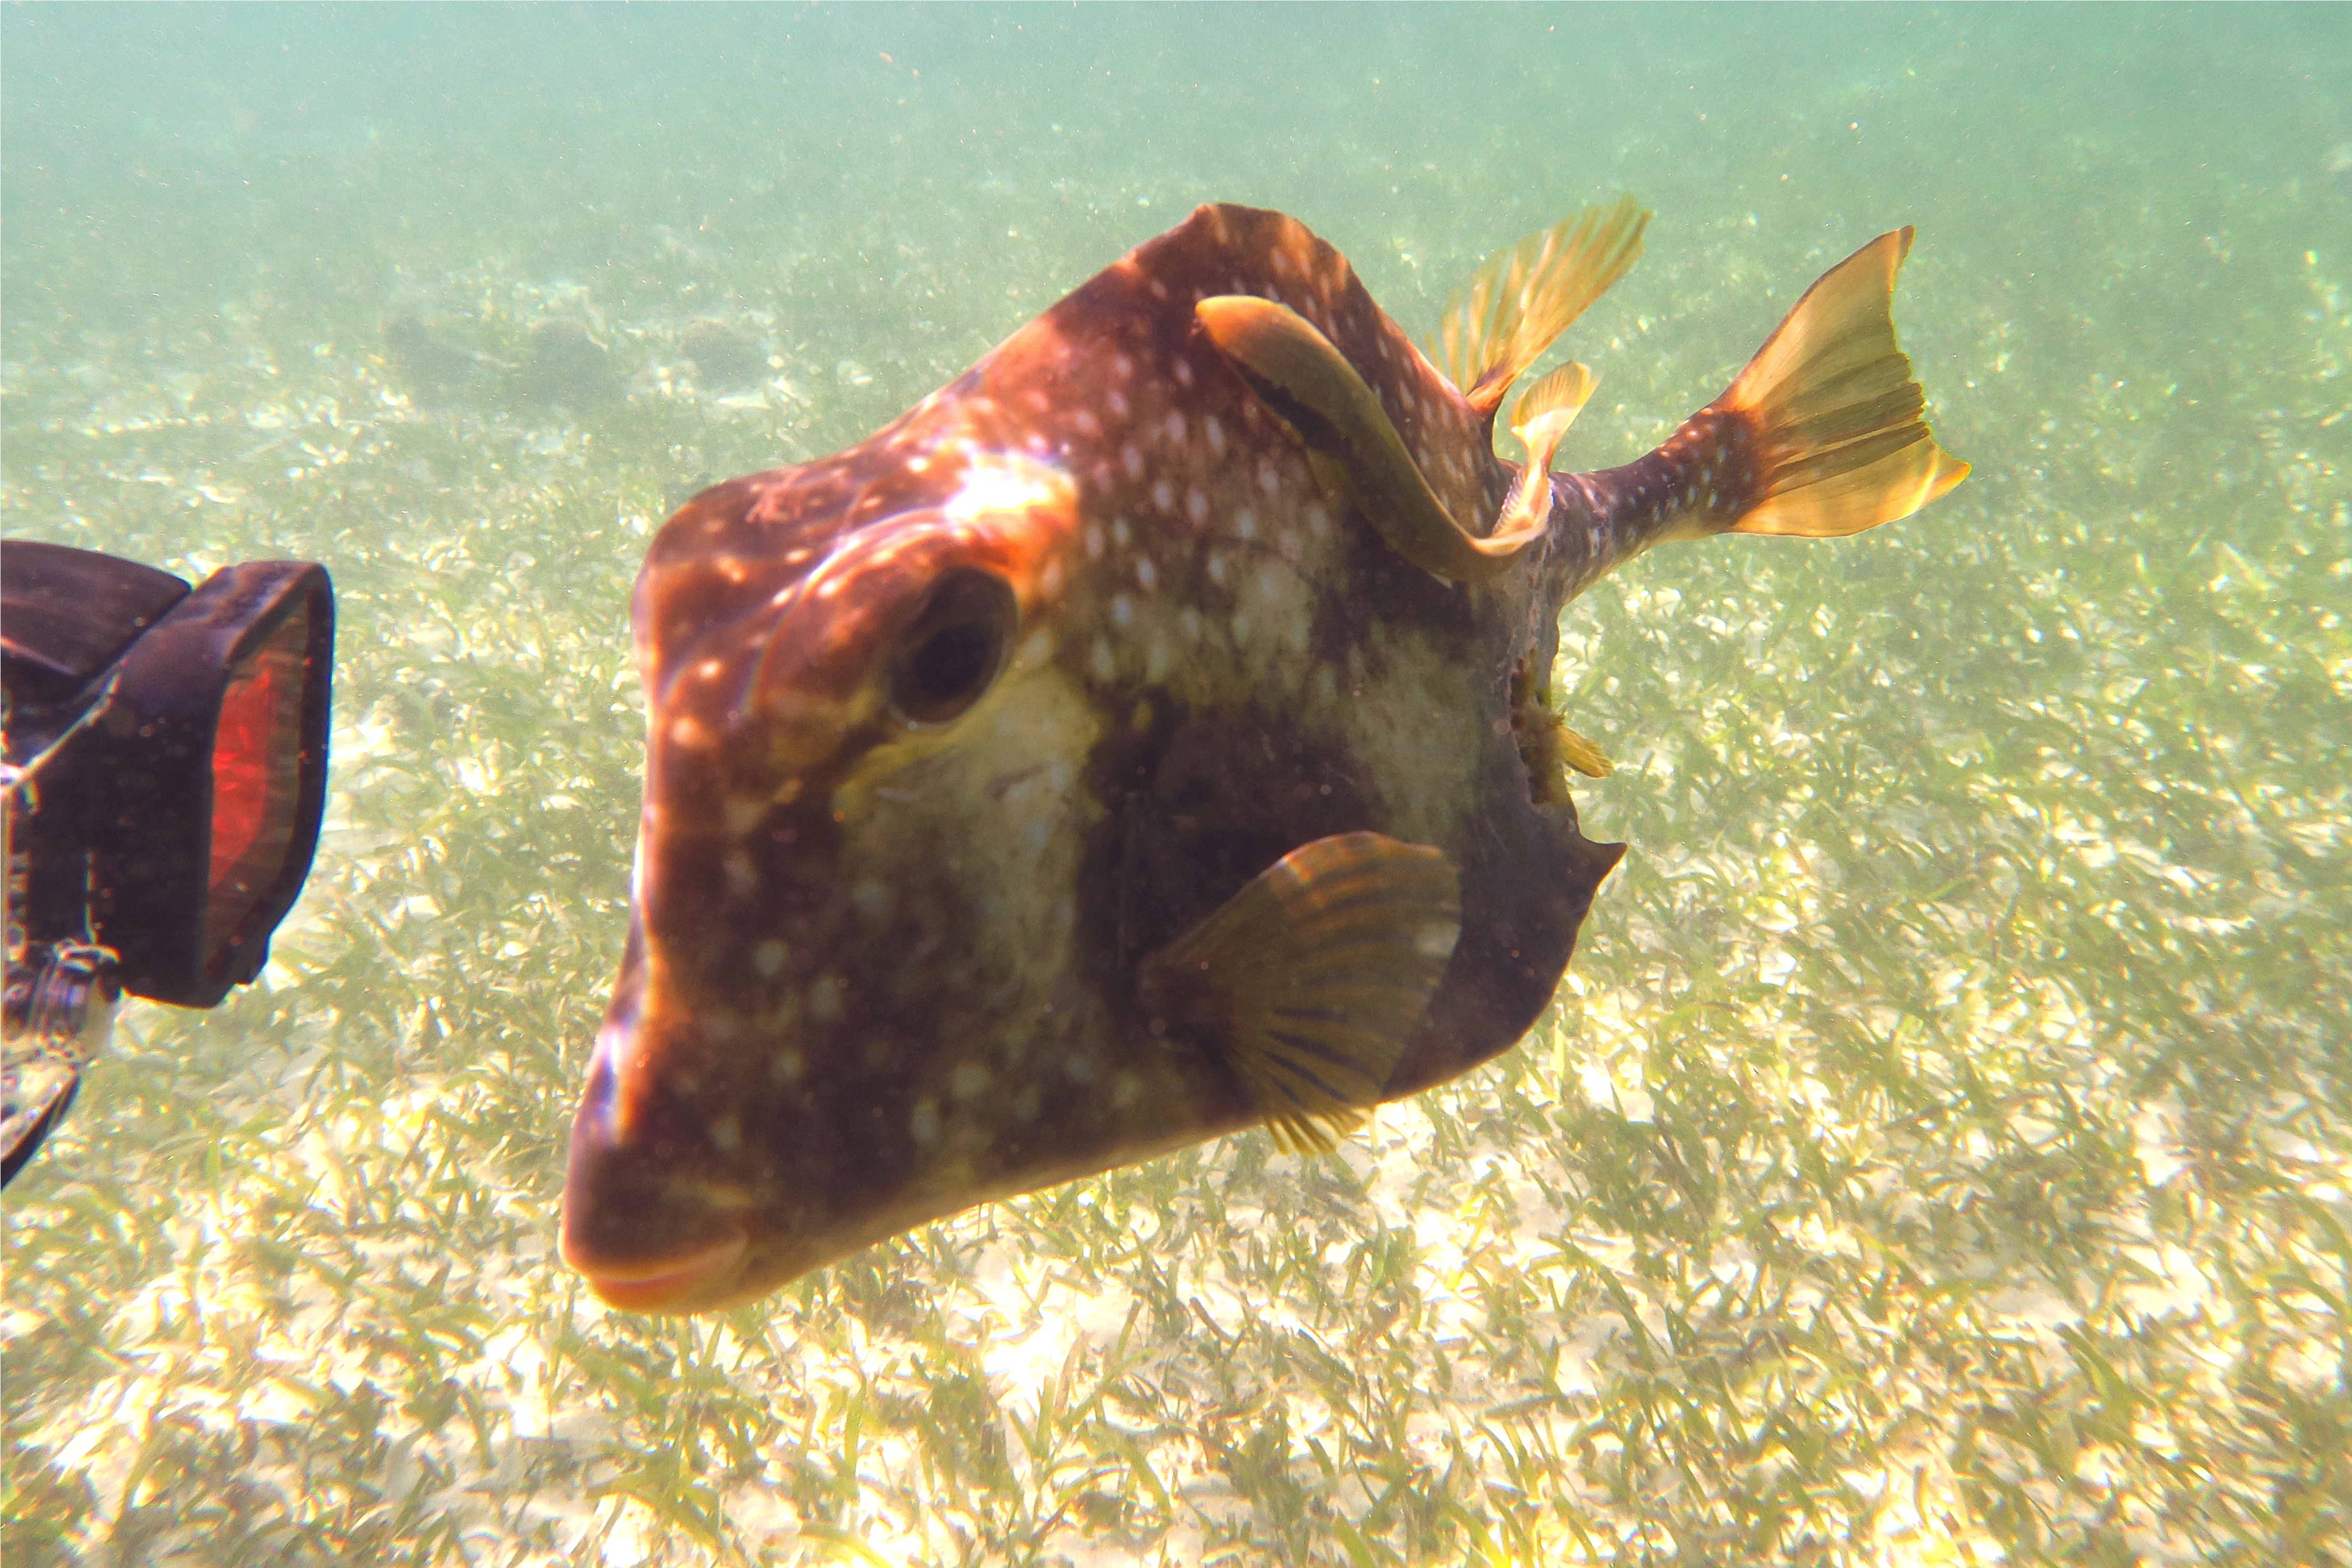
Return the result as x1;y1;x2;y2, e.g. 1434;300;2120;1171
3;541;334;1007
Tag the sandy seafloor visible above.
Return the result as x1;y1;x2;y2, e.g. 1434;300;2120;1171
3;6;2347;1564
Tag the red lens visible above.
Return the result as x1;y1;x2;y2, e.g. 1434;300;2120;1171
204;603;313;969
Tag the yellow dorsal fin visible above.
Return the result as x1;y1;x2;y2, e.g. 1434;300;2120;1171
1431;197;1650;417
1138;833;1461;1154
1718;227;1970;538
1494;361;1598;543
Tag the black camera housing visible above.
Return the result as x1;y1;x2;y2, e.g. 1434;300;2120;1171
4;540;334;1008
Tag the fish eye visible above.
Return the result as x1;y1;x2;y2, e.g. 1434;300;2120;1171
884;568;1017;726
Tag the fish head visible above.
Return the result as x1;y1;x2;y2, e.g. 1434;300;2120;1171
561;437;1128;1313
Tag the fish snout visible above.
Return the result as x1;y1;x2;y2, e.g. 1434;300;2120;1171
559;1029;756;1314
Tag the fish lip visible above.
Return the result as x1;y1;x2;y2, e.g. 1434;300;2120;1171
567;1227;749;1314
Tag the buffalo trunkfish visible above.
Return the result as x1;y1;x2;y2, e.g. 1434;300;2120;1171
561;199;1969;1313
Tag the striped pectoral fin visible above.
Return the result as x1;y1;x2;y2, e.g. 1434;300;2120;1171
1138;832;1461;1154
1706;227;1970;539
1196;295;1539;583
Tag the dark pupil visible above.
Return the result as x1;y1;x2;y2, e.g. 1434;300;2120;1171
887;569;1014;724
907;622;993;707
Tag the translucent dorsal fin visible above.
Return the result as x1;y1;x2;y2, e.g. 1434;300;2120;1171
1430;196;1650;418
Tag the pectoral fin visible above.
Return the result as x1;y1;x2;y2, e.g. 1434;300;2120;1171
1197;295;1541;583
1139;832;1461;1154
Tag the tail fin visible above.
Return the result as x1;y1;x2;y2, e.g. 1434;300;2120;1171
1431;197;1650;420
1717;227;1969;537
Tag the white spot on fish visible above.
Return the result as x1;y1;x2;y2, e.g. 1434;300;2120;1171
911;1099;940;1147
1136;556;1158;591
769;1048;803;1083
1112;516;1132;549
753;940;788;978
1122;443;1144;480
1152;478;1175;513
711;1114;741;1154
1018;627;1055;666
951;1063;992;1100
1207;552;1227;586
1187;488;1209;525
724;795;765;836
1112;595;1134;627
1235;509;1256;540
852;879;891;920
1085;522;1105;559
725;852;757;898
1172;357;1195;390
1091;637;1117;682
810;975;843;1022
1205;415;1225;455
1165;410;1186;444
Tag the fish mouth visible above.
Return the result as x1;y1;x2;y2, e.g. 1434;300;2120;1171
566;1227;750;1314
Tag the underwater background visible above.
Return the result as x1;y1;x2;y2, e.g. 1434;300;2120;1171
4;5;2347;1563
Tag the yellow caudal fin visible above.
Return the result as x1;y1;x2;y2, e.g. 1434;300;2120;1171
1432;197;1650;419
1719;227;1970;538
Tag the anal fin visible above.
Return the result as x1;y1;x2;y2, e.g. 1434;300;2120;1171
1495;361;1599;542
1139;833;1461;1154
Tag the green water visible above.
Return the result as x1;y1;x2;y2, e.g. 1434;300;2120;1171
4;6;2346;1563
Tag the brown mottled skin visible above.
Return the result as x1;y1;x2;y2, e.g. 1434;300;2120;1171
564;204;1768;1312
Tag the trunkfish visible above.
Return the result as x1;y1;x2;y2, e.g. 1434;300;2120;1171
561;199;1968;1313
